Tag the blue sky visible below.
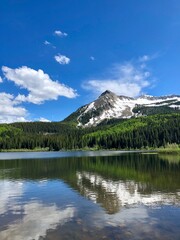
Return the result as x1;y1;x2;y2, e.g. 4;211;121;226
0;0;180;123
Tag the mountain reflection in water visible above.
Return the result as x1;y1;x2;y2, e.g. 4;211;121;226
0;152;179;240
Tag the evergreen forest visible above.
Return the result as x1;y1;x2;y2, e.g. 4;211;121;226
0;113;179;151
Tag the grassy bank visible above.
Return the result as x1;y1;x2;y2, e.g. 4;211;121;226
0;143;180;154
0;147;49;152
156;143;180;154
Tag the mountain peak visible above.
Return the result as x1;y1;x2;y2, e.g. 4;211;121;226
101;90;113;94
100;90;116;97
64;91;180;127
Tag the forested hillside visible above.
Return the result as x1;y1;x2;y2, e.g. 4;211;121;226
0;113;179;150
82;114;180;149
0;122;83;150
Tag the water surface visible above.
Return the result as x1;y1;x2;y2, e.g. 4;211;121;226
0;151;179;240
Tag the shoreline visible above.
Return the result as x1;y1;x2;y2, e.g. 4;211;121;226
0;147;179;154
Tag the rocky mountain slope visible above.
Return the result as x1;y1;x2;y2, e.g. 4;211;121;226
64;90;180;127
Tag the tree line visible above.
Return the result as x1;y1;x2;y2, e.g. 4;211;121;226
82;113;180;149
0;113;179;150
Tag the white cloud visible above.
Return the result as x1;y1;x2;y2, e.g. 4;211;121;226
54;54;70;65
139;55;151;62
54;30;68;37
44;40;51;45
0;76;3;82
90;56;95;61
139;53;159;63
0;92;27;123
44;40;56;49
38;117;51;122
2;66;77;104
82;61;151;97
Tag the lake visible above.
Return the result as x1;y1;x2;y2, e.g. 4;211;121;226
0;151;179;240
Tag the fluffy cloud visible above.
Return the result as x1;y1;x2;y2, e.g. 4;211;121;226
82;60;151;97
54;30;68;37
2;66;77;104
0;92;27;123
0;76;3;82
54;54;70;65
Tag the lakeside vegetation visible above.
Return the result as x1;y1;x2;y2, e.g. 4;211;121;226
156;143;180;154
1;147;49;152
0;113;179;152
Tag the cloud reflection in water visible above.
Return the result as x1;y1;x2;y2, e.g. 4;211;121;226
0;181;75;240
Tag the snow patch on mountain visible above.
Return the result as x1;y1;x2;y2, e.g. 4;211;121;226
84;102;95;113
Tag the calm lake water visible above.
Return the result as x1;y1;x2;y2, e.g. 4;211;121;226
0;151;179;240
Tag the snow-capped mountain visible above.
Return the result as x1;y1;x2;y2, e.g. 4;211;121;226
64;90;180;127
